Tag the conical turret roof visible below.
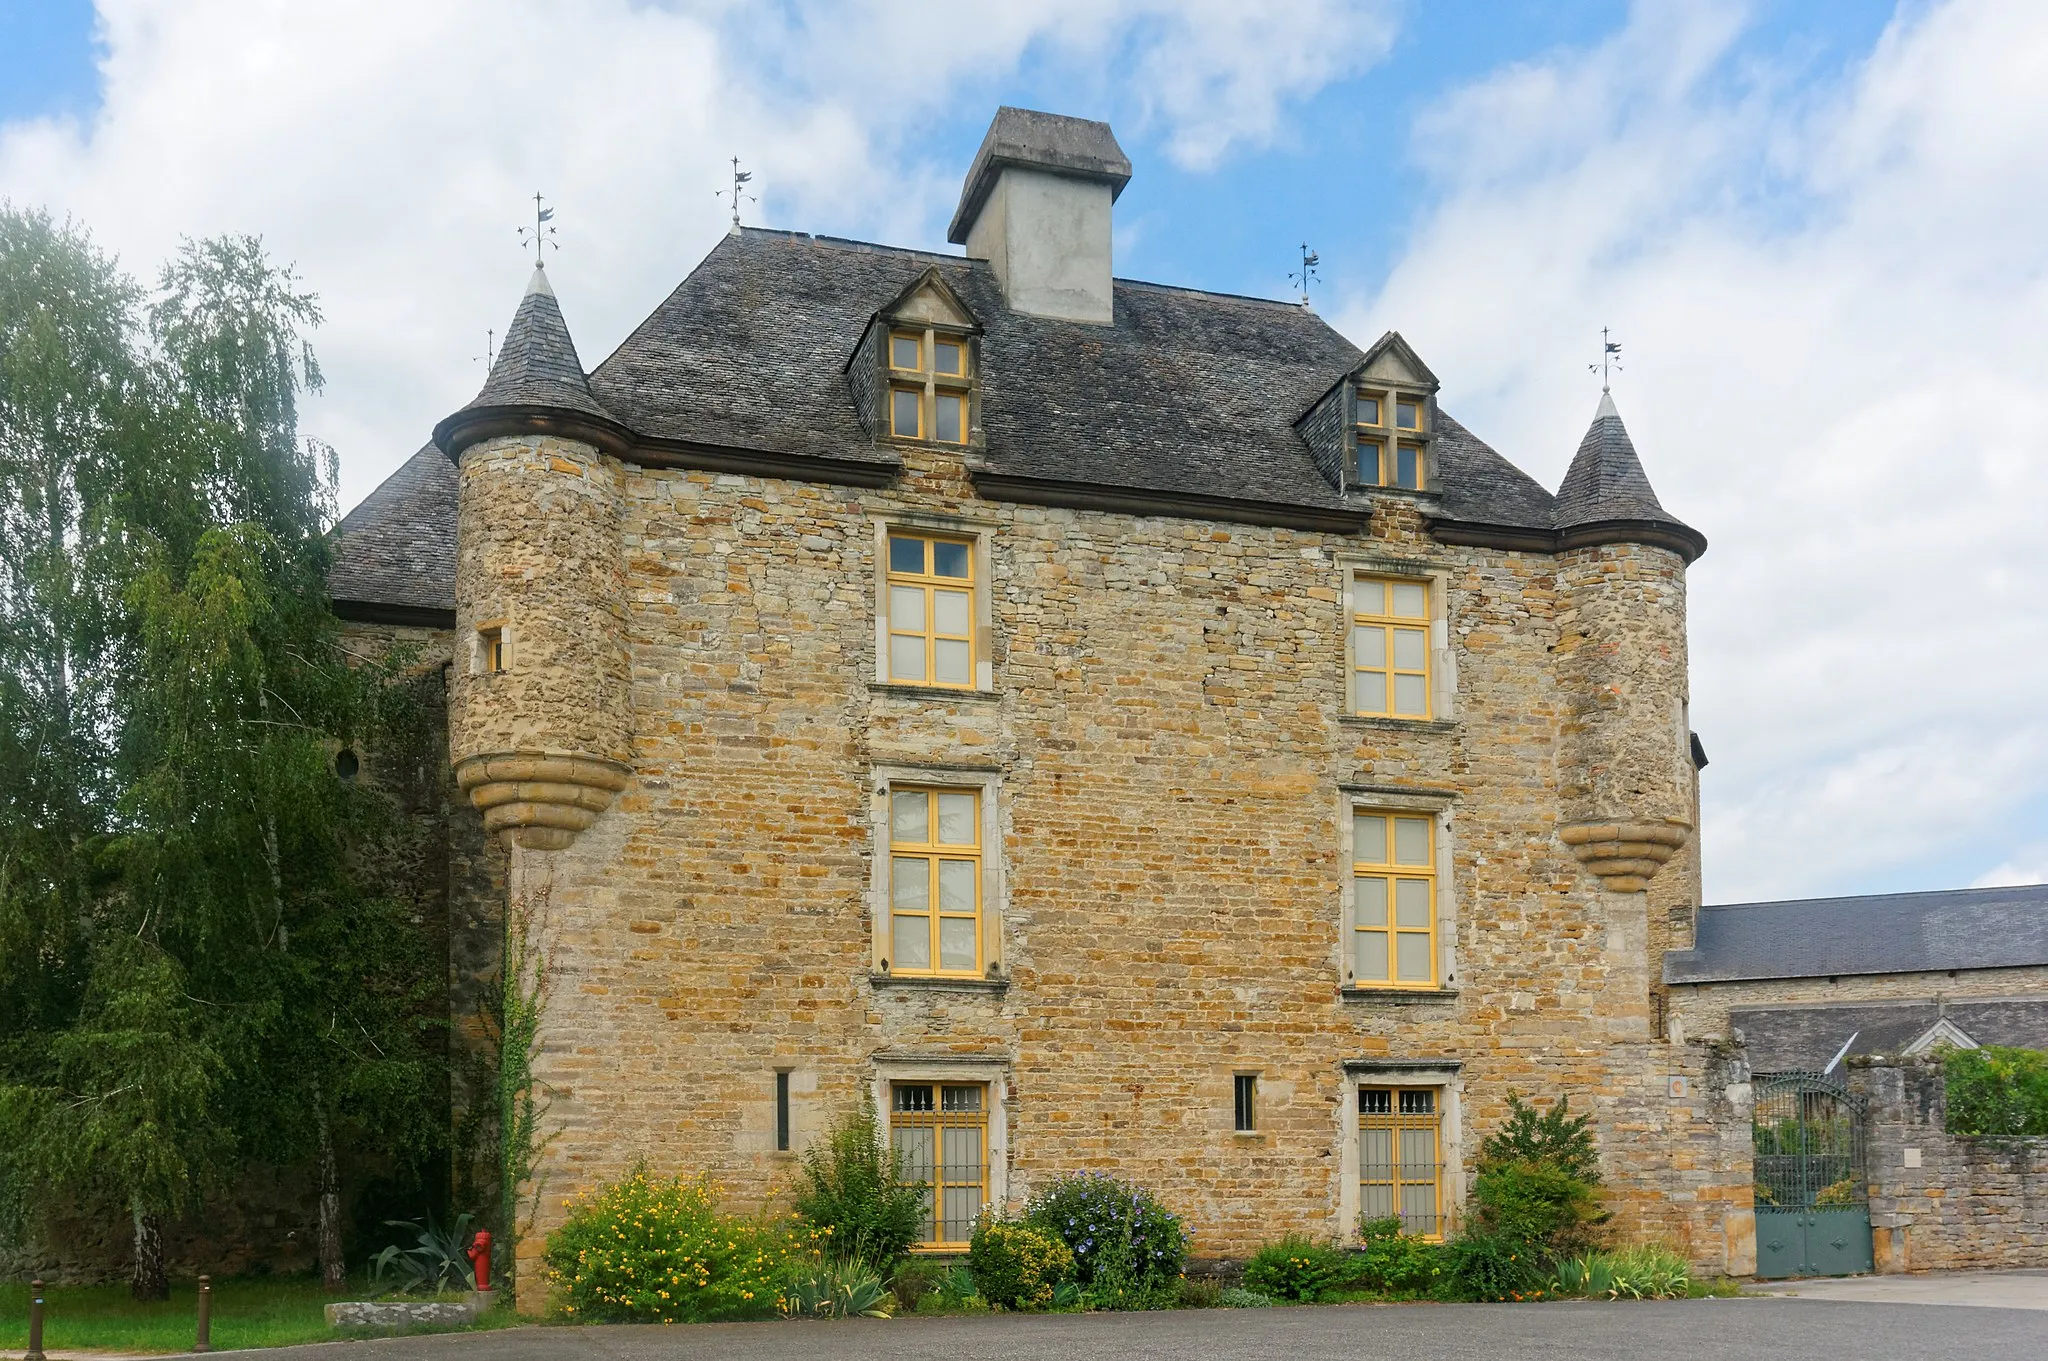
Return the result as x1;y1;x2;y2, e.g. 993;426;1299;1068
434;265;623;459
1552;392;1705;560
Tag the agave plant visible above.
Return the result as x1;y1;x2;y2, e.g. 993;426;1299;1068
369;1213;479;1295
779;1259;894;1319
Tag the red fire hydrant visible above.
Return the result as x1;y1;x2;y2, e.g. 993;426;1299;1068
466;1230;493;1293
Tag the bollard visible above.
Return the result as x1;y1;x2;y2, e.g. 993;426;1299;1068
194;1275;212;1354
25;1279;45;1361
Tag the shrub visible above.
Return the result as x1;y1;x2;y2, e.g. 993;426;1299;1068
1355;1216;1448;1295
968;1216;1074;1310
1945;1046;2048;1139
1242;1236;1354;1303
1022;1172;1190;1292
369;1213;477;1295
1442;1230;1537;1302
888;1256;947;1312
1176;1276;1224;1308
792;1097;927;1268
1470;1160;1603;1257
778;1259;895;1318
908;1265;987;1315
543;1170;817;1323
1480;1092;1601;1183
1551;1244;1689;1300
1219;1286;1275;1308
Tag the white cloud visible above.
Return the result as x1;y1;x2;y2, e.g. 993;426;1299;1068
1338;0;2048;900
0;0;1392;511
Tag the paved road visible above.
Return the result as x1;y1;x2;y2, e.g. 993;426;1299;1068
228;1296;2047;1361
1748;1267;2048;1311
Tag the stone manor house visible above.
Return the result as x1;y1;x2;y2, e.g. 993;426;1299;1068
330;108;1751;1299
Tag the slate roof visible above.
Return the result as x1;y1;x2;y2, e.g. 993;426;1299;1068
1554;392;1692;534
1665;882;2048;984
1730;998;2048;1072
458;265;616;426
327;441;458;620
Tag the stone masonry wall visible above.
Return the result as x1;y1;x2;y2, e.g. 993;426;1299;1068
483;438;1730;1306
1852;1056;2048;1272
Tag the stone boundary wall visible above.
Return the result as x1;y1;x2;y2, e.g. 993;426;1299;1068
1851;1056;2048;1272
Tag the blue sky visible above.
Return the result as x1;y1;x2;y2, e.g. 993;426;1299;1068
2;1;2044;904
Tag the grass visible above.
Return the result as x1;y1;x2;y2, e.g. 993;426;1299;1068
0;1276;524;1354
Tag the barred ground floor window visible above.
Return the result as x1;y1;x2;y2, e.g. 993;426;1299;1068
1360;1086;1445;1239
890;1081;988;1249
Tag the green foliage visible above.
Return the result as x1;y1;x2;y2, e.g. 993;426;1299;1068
542;1169;820;1323
1470;1160;1604;1256
898;1263;987;1315
1021;1171;1190;1295
1550;1244;1690;1300
370;1214;479;1295
1354;1216;1448;1295
1218;1286;1274;1308
1242;1236;1354;1303
1944;1046;2048;1139
1442;1230;1539;1302
792;1098;927;1268
1480;1092;1601;1183
968;1215;1074;1310
1175;1275;1223;1308
777;1259;894;1319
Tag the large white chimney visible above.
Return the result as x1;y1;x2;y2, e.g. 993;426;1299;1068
947;108;1131;326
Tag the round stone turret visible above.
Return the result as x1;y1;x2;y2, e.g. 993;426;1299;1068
1552;394;1705;893
434;266;634;850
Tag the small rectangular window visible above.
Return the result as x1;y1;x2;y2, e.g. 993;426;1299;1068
1357;439;1385;486
775;1071;791;1152
1395;443;1422;490
887;786;983;975
890;1081;988;1248
1395;398;1421;430
1354;810;1437;987
934;340;966;376
479;626;505;674
890;332;921;370
890;387;922;438
1234;1074;1258;1132
1358;390;1384;426
1360;1085;1443;1238
935;391;966;443
1352;576;1431;718
885;532;976;688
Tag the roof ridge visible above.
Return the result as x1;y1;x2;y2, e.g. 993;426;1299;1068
1703;882;2048;912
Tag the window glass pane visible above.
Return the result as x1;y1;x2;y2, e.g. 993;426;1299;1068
1356;876;1388;928
1357;442;1383;484
1399;1090;1436;1115
938;860;976;911
932;541;970;578
1395;879;1432;928
1393;817;1431;866
935;393;964;443
1361;1089;1392;1116
1354;578;1385;615
1392;627;1426;670
1396;399;1419;430
891;790;928;844
1391;582;1427;617
934;341;964;375
934;639;971;686
936;793;977;845
1354;814;1388;864
941;1085;983;1111
1396;932;1432;982
939;916;977;972
1356;930;1390;981
892;915;931;970
1354;625;1386;668
891;857;930;911
1396;444;1421;489
889;535;926;574
891;387;921;437
889;634;926;681
894;1083;935;1112
1355;671;1388;714
933;588;971;635
1358;394;1381;425
889;584;927;632
1360;1182;1396;1221
1400;1181;1437;1233
891;334;921;369
1393;673;1428;715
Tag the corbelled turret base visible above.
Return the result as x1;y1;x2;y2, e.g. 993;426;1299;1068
455;752;631;850
1560;818;1691;894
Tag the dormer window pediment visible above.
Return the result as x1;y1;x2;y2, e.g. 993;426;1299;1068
854;268;983;450
1343;331;1440;496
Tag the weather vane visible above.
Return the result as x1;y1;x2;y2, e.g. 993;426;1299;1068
518;192;558;267
473;328;495;370
718;158;757;228
1589;326;1622;391
1289;244;1321;305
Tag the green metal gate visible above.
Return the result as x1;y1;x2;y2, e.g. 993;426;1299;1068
1752;1072;1873;1278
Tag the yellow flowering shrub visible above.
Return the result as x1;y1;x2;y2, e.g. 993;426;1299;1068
544;1170;820;1323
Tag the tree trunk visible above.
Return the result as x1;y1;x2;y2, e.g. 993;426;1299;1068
317;1109;346;1293
130;1204;169;1301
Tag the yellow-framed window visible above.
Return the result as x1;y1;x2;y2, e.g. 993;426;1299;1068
885;327;971;444
889;330;923;371
886;532;975;687
1352;576;1431;718
1360;1087;1445;1239
890;385;923;438
1353;810;1437;987
1356;387;1425;489
478;622;506;674
890;1082;989;1249
887;785;982;976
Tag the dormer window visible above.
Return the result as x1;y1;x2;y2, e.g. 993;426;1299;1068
887;326;973;444
1357;386;1427;491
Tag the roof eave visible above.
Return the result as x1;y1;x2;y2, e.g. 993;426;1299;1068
433;405;636;462
971;471;1368;534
